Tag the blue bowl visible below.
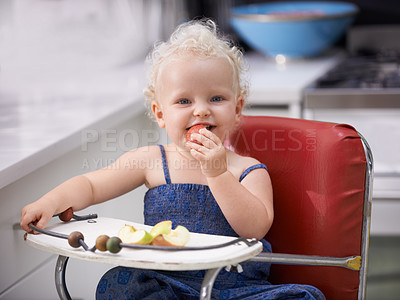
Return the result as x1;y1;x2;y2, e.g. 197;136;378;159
230;1;358;58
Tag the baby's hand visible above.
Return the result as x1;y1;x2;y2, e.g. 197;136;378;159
20;200;56;234
186;127;227;178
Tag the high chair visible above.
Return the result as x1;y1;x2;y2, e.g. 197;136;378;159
25;115;372;300
225;115;373;300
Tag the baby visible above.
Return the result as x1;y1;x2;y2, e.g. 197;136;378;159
21;19;324;299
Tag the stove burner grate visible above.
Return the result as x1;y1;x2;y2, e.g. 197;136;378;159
315;49;400;89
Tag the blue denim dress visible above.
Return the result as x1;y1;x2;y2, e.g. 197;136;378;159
96;145;325;299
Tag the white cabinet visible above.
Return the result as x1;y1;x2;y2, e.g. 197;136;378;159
1;253;114;300
0;114;158;299
1;255;59;300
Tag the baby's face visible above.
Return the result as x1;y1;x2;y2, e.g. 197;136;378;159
151;55;243;149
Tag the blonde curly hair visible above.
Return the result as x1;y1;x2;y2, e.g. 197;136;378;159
143;19;249;116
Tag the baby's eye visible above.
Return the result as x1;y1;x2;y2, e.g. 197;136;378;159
178;99;191;104
211;96;222;102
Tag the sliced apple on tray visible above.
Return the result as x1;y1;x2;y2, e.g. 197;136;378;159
118;224;152;245
150;220;172;238
152;225;190;247
117;221;190;247
119;228;153;245
118;224;136;237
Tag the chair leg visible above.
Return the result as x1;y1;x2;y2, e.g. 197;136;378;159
55;255;72;300
199;267;223;300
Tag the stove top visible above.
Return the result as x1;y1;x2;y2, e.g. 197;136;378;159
314;49;400;89
305;26;400;109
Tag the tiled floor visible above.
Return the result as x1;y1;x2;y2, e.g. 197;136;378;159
366;236;400;300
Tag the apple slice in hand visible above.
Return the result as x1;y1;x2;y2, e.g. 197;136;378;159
186;124;206;145
152;225;190;247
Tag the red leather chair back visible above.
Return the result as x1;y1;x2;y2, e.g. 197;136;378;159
226;116;367;300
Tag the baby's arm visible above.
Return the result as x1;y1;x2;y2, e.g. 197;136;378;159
207;166;273;239
20;147;151;233
187;129;273;239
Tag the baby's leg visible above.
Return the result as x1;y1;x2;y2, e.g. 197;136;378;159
96;267;200;299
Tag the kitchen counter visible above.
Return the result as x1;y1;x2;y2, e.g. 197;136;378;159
0;61;147;190
245;49;344;117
